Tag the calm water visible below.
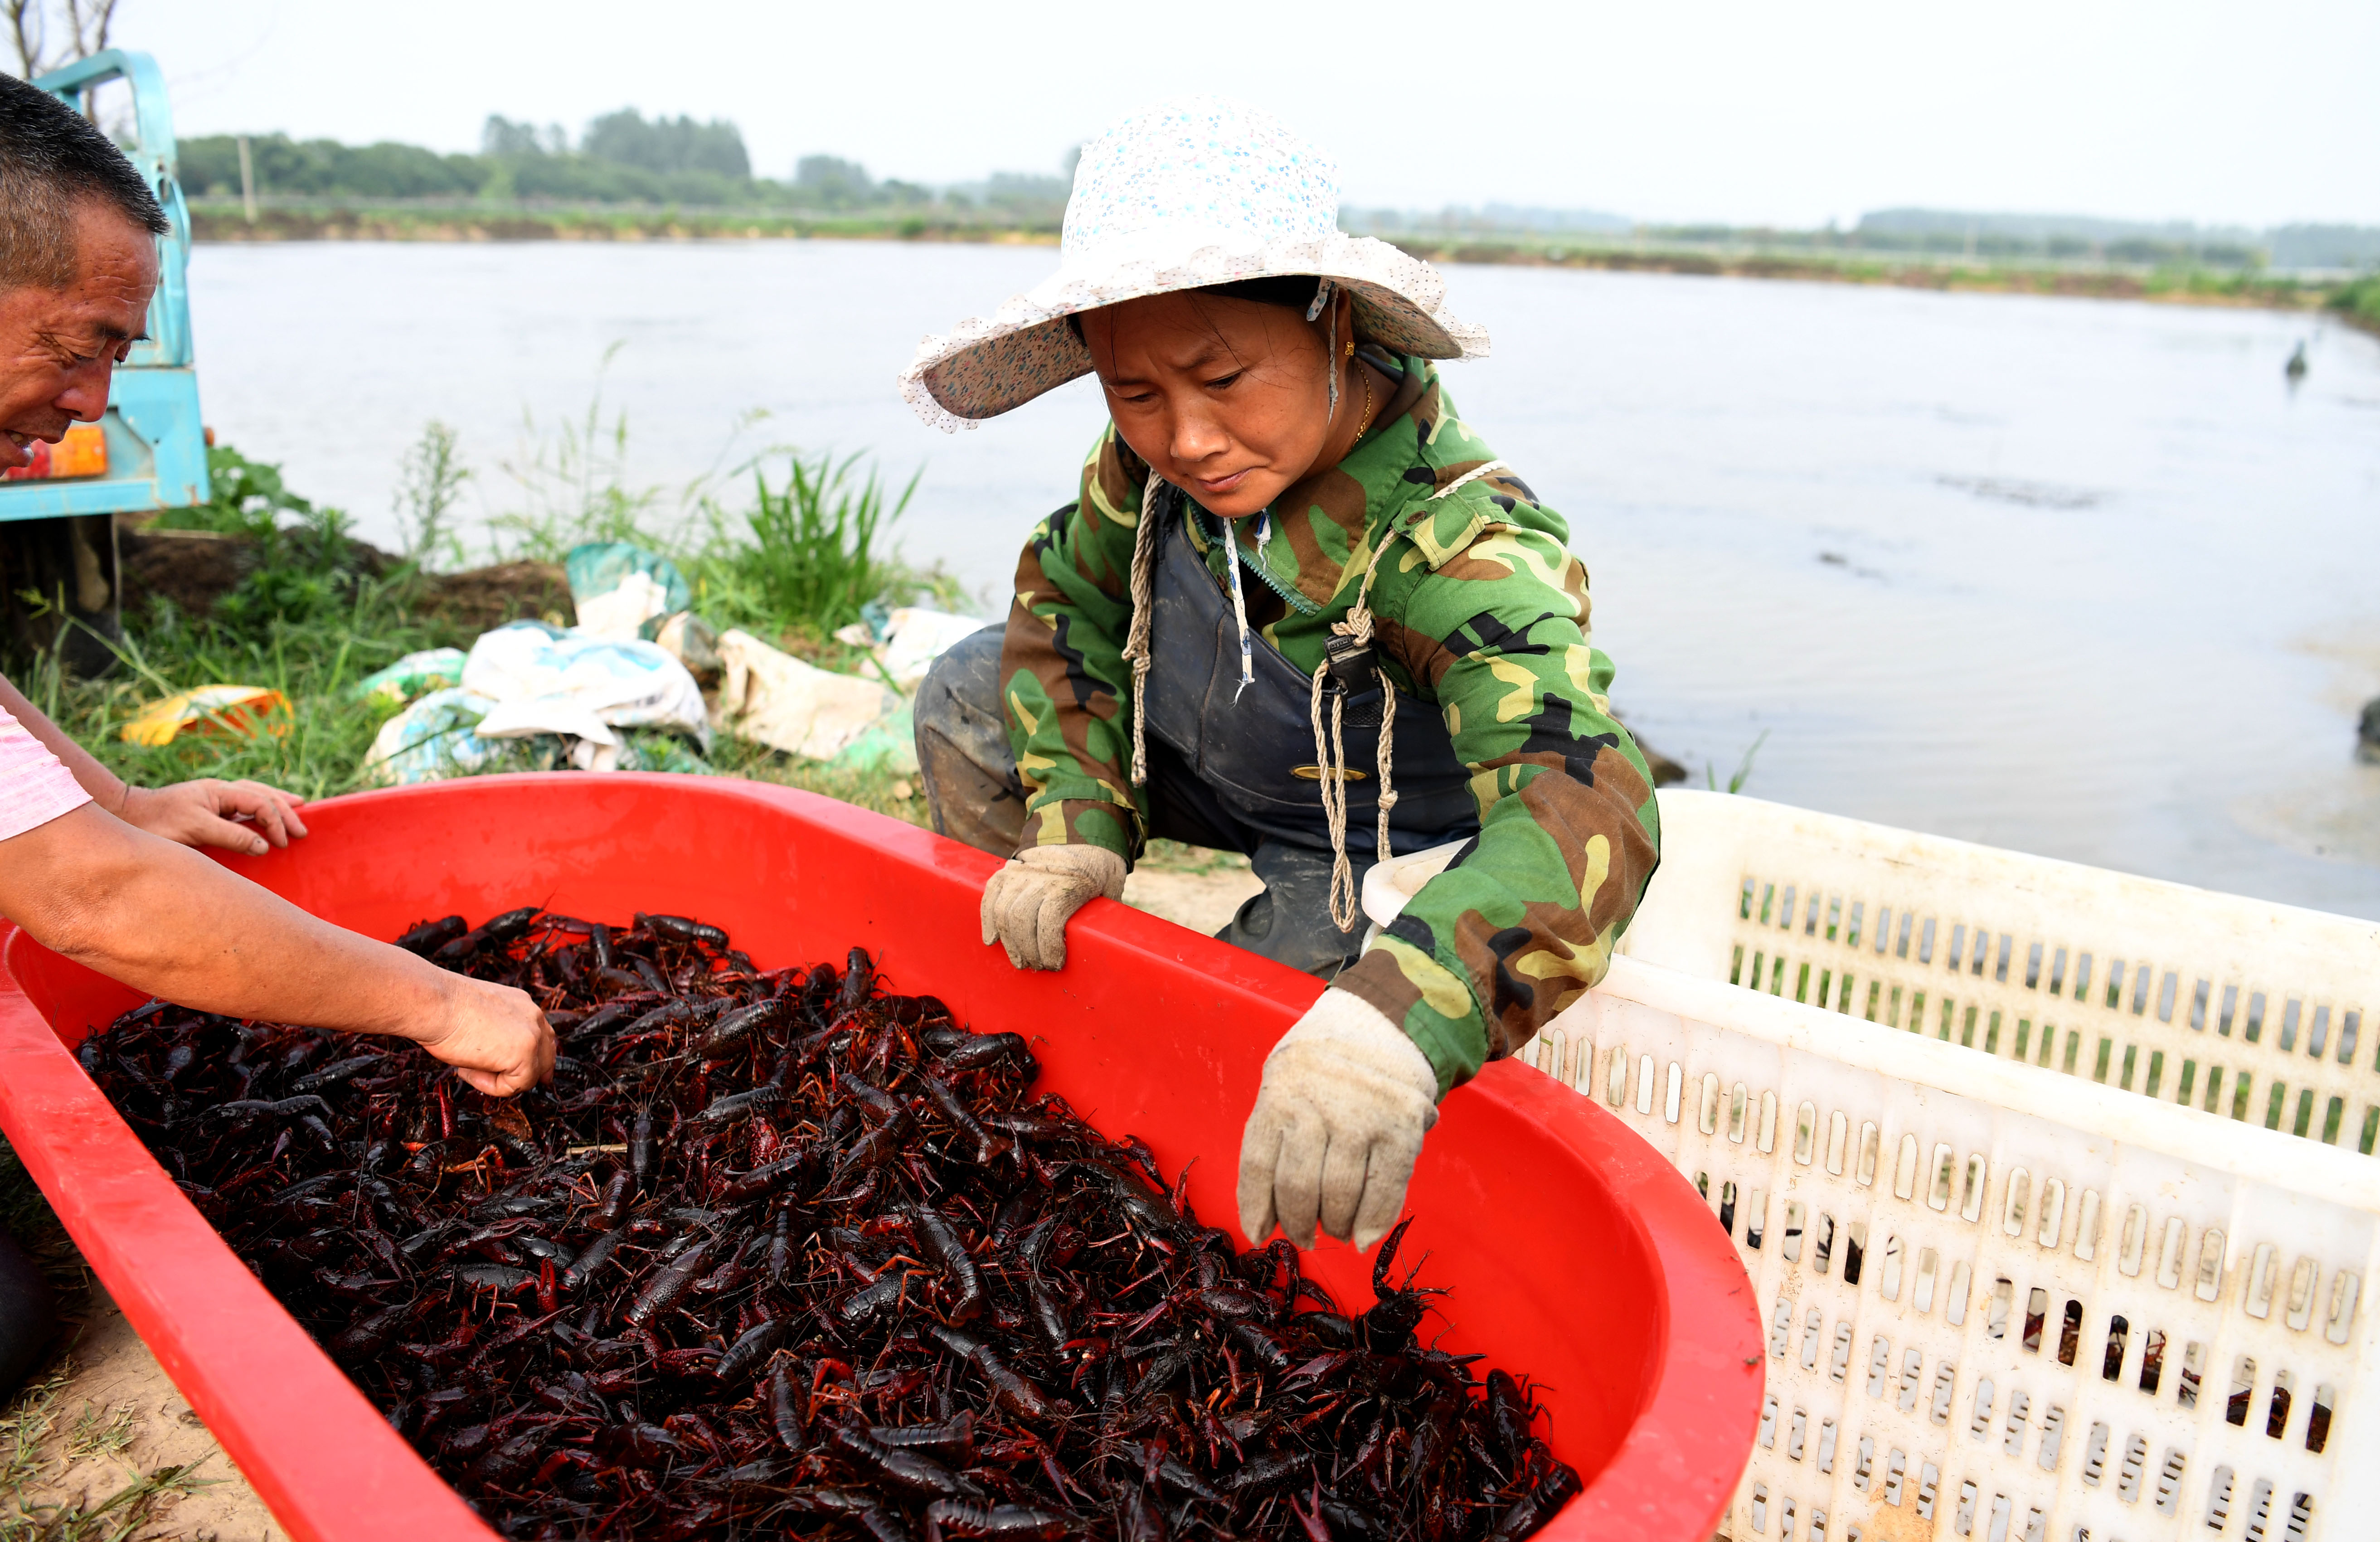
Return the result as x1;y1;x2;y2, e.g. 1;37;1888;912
185;242;2380;917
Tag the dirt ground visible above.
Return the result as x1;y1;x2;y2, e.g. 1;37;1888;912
1120;845;1265;936
4;1279;284;1542
0;856;1268;1538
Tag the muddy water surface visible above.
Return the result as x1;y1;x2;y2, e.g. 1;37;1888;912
185;243;2380;916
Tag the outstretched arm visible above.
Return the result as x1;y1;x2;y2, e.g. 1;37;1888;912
1337;508;1661;1096
0;803;552;1095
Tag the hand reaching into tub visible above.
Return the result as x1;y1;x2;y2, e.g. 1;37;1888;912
412;976;556;1097
0;676;309;856
118;778;309;856
0;803;556;1096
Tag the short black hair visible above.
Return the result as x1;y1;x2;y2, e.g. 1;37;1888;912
0;70;170;291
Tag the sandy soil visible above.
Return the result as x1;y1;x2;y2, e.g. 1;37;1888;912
9;1280;283;1542
1122;858;1265;938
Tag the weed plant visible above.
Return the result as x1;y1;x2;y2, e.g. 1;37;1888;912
393;420;470;571
483;371;686;563
693;451;923;637
1705;729;1768;795
153;445;371;636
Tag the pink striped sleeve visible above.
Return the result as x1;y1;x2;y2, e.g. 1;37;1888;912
0;701;92;840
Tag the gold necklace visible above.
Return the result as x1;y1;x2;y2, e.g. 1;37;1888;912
1354;359;1376;441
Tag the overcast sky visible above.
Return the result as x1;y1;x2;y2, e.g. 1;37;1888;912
105;0;2380;228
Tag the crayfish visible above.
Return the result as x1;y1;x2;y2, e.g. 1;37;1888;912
85;910;1580;1540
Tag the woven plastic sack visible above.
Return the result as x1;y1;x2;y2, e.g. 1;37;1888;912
359;689;519;786
564;542;692;642
350;648;467;710
711;628;912;770
460;620;709;752
831;606;988;693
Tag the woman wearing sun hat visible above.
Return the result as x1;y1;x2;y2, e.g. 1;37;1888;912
903;100;1660;1253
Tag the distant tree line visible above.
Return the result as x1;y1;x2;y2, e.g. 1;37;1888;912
787;155;1070;218
1355;203;2379;273
166;116;2380;270
177;112;1072;221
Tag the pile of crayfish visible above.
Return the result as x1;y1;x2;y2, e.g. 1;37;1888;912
83;907;1581;1541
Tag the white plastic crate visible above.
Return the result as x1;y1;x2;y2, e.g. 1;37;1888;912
1622;792;2380;1155
1364;793;2380;1542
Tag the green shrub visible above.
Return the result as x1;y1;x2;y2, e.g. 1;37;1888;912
2330;275;2380;330
152;445;369;635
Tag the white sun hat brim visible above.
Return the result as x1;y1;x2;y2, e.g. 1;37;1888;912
896;100;1489;432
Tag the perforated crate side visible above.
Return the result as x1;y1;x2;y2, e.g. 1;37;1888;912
1534;957;2380;1542
1621;792;2380;1160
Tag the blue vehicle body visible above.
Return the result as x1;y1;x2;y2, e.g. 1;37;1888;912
2;49;208;521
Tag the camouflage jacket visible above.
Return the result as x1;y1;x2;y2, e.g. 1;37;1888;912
999;353;1661;1096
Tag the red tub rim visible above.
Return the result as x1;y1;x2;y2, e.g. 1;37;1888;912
0;774;1759;1540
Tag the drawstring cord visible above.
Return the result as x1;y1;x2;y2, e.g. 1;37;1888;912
1307;537;1400;933
1122;465;1166;786
1123;428;1513;937
1223;517;1256;702
1307;459;1512;933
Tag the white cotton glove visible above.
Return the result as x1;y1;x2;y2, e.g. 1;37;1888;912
979;844;1127;971
1237;989;1441;1251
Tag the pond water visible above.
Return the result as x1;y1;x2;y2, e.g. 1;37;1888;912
184;241;2380;917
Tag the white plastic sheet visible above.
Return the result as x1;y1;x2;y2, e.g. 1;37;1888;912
712;628;911;769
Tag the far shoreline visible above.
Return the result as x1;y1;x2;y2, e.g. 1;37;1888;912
187;204;2379;334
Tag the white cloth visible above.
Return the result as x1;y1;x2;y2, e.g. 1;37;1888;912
460;622;709;751
876;608;989;693
711;628;900;763
571;570;676;641
1237;989;1440;1251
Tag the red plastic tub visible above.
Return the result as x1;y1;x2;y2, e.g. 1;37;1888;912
0;775;1758;1541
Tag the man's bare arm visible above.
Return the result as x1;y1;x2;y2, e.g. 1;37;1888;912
0;804;552;1095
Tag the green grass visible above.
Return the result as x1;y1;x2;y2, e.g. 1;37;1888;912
2331;274;2380;332
694;452;922;638
23;591;450;802
12;416;957;815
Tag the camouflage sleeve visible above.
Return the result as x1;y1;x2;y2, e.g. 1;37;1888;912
1332;487;1661;1096
997;425;1151;863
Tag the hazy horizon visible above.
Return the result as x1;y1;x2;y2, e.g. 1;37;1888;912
83;0;2380;231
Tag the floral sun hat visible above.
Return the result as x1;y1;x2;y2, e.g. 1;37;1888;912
897;98;1490;432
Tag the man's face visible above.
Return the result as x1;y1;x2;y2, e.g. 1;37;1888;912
0;200;158;471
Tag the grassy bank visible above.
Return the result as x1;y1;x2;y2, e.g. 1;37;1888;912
1375;235;2347;311
185;199;2375;320
24;429;952;822
2330;275;2380;335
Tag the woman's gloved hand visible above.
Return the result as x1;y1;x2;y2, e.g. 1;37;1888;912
979;844;1126;970
1237;989;1439;1251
